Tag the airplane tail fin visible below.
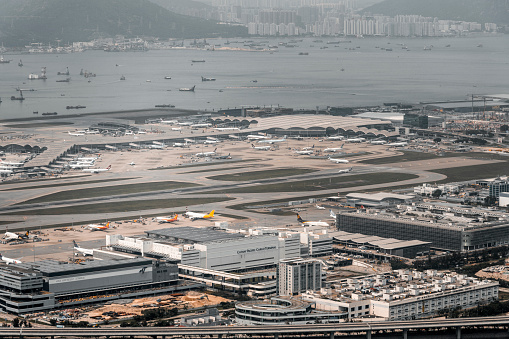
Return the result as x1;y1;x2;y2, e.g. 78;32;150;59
205;210;215;218
105;222;110;228
283;135;287;140
213;148;217;152
330;209;336;218
106;165;111;170
297;214;304;222
73;240;79;248
251;144;255;148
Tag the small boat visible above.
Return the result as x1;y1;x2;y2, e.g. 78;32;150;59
42;112;58;116
179;85;196;92
18;60;23;67
120;75;126;80
33;111;38;114
298;52;309;55
164;76;172;79
191;60;205;63
0;56;11;64
57;67;69;75
146;80;151;82
56;78;70;83
201;76;216;81
251;80;258;83
66;105;86;109
155;104;175;108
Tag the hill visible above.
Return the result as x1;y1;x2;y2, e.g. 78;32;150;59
362;0;509;24
0;0;247;47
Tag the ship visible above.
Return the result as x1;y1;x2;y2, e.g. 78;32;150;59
179;85;196;92
191;60;205;63
28;67;47;80
66;105;86;109
0;56;11;64
164;76;172;79
57;67;70;75
120;75;126;80
18;60;23;67
155;104;175;108
42;112;58;116
201;76;216;81
11;90;25;101
56;77;70;83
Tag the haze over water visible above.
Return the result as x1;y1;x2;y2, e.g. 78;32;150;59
0;34;508;119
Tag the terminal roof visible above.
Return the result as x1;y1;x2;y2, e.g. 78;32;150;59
145;226;245;243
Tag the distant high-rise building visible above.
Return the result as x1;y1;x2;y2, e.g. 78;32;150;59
277;258;322;296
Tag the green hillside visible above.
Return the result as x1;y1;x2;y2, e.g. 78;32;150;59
0;0;247;47
362;0;509;24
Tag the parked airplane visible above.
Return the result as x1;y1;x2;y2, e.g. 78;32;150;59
201;76;216;81
346;138;365;143
294;149;313;155
251;144;271;151
195;148;217;157
0;160;24;166
129;162;135;166
68;131;85;136
0;254;22;265
73;240;93;256
327;136;344;140
258;135;287;144
3;230;29;241
296;214;329;227
173;142;190;148
0;169;13;174
387;141;408;147
70;163;95;169
82;165;111;173
328;157;349;164
85;222;110;231
171;127;182;131
316;205;326;210
192;123;211;128
149;143;166;149
76;157;98;162
204;139;220;144
324;144;345;153
247;135;268;140
215;127;240;131
215;153;232;160
330;209;337;219
370;140;387;145
156;214;178;223
184;210;215;221
160;120;178;125
179;85;196;92
338;167;353;173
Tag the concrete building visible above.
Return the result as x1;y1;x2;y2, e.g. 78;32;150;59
303;270;498;321
345;192;415;208
0;258;191;314
500;192;509;207
337;203;509;251
277;258;322;296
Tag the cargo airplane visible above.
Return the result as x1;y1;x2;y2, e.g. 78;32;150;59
0;254;22;265
85;222;110;231
3;230;29;241
156;214;178;223
296;214;330;227
184;210;214;221
73;240;93;256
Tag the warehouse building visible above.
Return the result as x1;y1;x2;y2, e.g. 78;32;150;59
0;258;197;314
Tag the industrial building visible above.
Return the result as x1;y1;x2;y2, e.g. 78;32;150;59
345;192;415;208
336;203;509;251
0;258;197;314
277;258;322;296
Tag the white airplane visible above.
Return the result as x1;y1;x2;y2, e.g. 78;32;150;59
247;135;268;140
215;153;232;159
327;136;344;140
346;138;365;143
178;122;193;126
179;85;196;92
324;144;345;153
294;149;313;155
73;240;93;256
215;127;240;131
129;162;135;166
85;222;110;231
85;129;100;134
387;141;408;147
316;204;326;210
0;169;13;174
160;120;178;124
70;163;95;169
0;254;22;265
3;230;29;241
338;167;353;173
328;157;349;164
204;139;220;144
195;148;217;157
173;142;190;148
251;144;271;151
370;140;387;145
258;135;287;144
76;157;98;162
0;160;24;166
82;165;111;173
136;131;147;134
330;209;337;219
155;214;178;223
68;131;85;136
184;210;215;221
149;143;166;149
296;214;329;227
171;127;182;131
191;123;211;128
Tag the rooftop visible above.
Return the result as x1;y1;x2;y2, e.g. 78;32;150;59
145;226;245;243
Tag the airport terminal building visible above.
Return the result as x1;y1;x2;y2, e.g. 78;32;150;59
0;258;197;314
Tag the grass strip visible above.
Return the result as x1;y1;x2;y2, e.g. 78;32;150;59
3;178;135;191
3;197;233;216
18;181;199;205
207;168;317;182
201;172;417;194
